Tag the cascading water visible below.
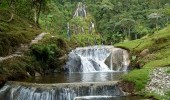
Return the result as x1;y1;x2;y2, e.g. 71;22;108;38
65;46;130;73
0;81;124;100
0;45;130;100
0;0;135;99
74;2;86;18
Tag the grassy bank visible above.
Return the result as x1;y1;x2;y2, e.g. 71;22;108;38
115;25;170;98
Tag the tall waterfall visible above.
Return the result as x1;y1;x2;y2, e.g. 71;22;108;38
0;81;124;100
74;2;87;18
65;46;130;73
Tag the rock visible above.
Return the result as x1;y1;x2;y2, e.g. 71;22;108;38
26;72;31;77
64;52;81;72
58;54;68;60
0;76;6;87
105;47;130;71
118;81;135;95
139;49;149;57
35;72;41;77
145;67;170;96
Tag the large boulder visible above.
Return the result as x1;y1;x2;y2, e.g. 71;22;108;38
64;52;81;72
105;47;130;71
139;49;149;57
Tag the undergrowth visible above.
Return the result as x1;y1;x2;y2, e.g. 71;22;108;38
0;9;41;56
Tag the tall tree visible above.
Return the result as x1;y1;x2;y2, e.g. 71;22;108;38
115;18;136;40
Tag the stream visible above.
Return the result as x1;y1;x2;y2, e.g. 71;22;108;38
0;45;145;100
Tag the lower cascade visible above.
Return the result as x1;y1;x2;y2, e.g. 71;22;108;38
65;45;130;73
0;81;124;100
0;45;130;100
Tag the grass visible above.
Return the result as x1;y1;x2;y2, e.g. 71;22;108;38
167;68;170;74
116;25;170;95
122;69;151;91
115;38;154;53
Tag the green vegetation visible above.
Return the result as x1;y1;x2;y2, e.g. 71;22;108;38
30;36;68;72
167;68;170;74
0;9;41;56
116;25;170;98
0;0;170;99
87;0;170;43
29;33;101;73
0;56;41;81
70;34;102;46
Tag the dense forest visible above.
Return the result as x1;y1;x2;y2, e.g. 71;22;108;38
0;0;170;99
1;0;169;42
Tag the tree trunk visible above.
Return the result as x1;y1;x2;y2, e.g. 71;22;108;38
36;2;42;26
128;28;131;40
34;9;37;25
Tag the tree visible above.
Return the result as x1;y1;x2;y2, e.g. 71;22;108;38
31;0;46;26
148;13;162;31
115;18;136;40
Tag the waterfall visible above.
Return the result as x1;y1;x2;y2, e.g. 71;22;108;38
67;22;70;38
88;22;95;34
74;2;86;18
65;46;130;73
0;81;124;100
0;46;130;100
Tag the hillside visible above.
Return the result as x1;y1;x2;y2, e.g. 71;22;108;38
116;25;170;99
0;9;41;56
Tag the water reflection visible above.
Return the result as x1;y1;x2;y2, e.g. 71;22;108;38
22;72;127;83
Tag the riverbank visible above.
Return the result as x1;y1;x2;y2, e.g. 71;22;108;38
115;25;170;99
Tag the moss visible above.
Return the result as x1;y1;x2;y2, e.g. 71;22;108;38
143;57;170;69
116;25;170;94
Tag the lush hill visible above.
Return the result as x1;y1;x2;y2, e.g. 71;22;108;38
115;25;170;99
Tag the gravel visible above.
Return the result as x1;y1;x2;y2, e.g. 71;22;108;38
146;67;170;96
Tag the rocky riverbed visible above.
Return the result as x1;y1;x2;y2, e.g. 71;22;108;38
146;67;170;96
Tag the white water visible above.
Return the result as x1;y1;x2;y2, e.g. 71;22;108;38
74;96;114;100
0;81;124;100
74;2;86;18
65;45;130;73
0;46;130;100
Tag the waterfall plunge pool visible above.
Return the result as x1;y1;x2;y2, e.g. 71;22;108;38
20;72;127;84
